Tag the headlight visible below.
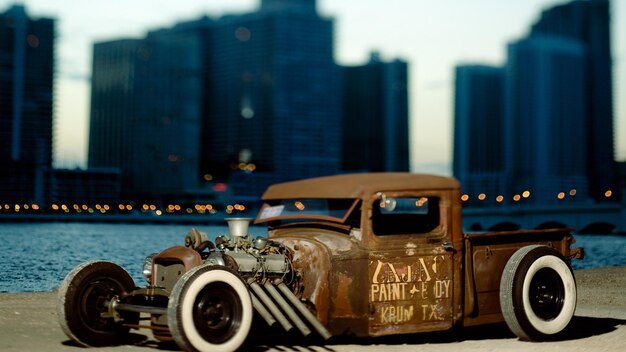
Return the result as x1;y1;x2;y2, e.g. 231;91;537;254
142;253;157;284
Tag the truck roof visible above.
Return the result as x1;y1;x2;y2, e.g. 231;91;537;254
262;173;460;200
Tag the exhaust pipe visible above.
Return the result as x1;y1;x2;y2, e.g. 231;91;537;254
249;281;293;332
264;281;312;337
249;290;277;327
247;279;332;340
276;282;332;340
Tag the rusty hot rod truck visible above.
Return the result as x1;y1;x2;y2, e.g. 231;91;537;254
58;173;584;351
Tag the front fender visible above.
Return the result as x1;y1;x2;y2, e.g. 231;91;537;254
273;237;332;325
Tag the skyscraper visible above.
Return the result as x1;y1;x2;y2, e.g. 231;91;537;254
452;0;616;205
453;65;505;204
200;0;340;197
0;5;54;203
88;39;141;174
342;53;409;172
89;0;340;200
88;34;202;199
89;0;409;201
505;35;588;204
530;0;616;201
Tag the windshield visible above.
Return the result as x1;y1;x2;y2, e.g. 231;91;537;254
256;199;359;224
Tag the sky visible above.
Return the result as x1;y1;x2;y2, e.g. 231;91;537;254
8;0;626;174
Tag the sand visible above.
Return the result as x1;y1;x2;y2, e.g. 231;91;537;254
1;266;625;352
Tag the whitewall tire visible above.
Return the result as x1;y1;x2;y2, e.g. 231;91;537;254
168;265;253;352
500;245;577;341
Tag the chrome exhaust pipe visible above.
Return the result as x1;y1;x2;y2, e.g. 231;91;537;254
249;281;293;332
263;281;312;337
276;282;332;340
250;290;277;327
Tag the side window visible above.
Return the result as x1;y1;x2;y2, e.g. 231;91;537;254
372;196;440;236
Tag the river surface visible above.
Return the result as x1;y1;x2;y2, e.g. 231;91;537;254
0;222;624;292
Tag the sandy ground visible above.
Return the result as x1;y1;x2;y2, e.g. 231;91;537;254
1;266;625;352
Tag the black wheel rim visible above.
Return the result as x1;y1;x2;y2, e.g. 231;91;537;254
193;282;242;344
79;277;124;332
529;267;565;320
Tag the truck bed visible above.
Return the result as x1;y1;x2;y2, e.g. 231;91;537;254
462;228;583;326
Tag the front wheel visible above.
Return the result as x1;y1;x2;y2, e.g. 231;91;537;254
500;245;577;341
168;265;253;352
57;260;139;346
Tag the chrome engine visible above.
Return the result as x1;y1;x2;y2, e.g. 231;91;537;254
203;218;293;278
145;218;294;291
143;218;330;341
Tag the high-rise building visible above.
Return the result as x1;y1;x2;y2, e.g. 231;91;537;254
504;35;589;204
88;34;203;199
530;0;617;201
46;167;121;206
341;53;409;173
204;0;341;195
452;0;616;205
453;65;505;204
89;0;340;200
88;39;141;176
0;5;54;204
89;0;409;201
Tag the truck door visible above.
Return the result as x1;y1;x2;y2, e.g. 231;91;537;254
367;192;456;335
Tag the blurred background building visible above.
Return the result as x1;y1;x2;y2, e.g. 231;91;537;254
204;0;341;198
0;5;54;205
505;35;588;204
88;34;203;204
453;65;505;203
454;0;619;205
87;0;408;204
531;0;617;203
0;5;121;206
342;53;410;173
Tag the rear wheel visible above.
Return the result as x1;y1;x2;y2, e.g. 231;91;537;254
168;265;253;352
500;245;577;341
57;261;139;346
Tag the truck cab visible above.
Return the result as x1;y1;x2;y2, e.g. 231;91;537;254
257;173;581;338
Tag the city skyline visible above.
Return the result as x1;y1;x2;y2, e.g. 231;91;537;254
87;0;356;201
9;0;626;174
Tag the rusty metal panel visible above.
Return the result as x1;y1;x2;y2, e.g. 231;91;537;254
326;257;370;336
367;253;454;335
271;230;374;336
153;246;201;272
271;233;334;326
262;173;460;200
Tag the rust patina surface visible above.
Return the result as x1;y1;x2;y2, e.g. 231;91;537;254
262;173;459;200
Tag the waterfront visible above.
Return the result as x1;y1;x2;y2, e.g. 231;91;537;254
0;222;625;292
0;222;266;292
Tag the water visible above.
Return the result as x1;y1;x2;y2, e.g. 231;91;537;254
570;234;626;269
0;223;624;292
0;223;267;292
